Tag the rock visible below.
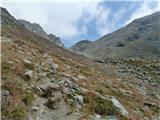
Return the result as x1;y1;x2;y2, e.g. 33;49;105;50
7;60;13;64
2;89;10;96
38;72;47;78
50;69;57;74
61;73;78;81
15;59;20;63
48;34;64;47
51;63;59;70
1;37;12;42
110;97;128;117
33;86;44;96
74;95;84;105
153;116;160;120
18;50;24;54
25;70;33;80
31;105;39;112
144;102;157;108
46;97;61;109
90;114;102;120
23;58;32;64
48;59;59;70
77;75;86;80
39;82;60;92
95;114;101;119
58;78;80;91
107;115;117;120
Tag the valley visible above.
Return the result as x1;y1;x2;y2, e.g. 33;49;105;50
1;7;160;120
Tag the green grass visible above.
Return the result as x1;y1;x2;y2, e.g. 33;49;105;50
94;97;118;115
11;106;25;120
24;62;34;70
1;60;10;74
84;94;119;116
22;91;35;106
96;88;105;95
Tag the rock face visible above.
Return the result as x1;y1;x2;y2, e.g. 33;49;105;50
1;7;20;26
18;19;64;47
71;40;92;54
71;12;160;58
48;34;64;47
18;19;48;38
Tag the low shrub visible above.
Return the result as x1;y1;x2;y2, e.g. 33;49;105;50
11;106;25;120
95;97;118;115
22;91;35;106
24;63;34;70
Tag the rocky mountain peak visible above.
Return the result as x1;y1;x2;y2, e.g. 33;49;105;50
18;19;64;47
71;40;92;54
48;34;64;47
18;19;48;38
1;7;20;26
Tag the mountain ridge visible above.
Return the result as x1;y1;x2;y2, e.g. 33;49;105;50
18;19;64;47
71;11;160;59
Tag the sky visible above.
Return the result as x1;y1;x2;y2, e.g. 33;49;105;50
1;0;160;47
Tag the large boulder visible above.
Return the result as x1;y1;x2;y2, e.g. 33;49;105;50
110;97;128;117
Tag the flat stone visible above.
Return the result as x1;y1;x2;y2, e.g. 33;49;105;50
23;58;32;64
25;70;33;80
77;75;86;80
95;114;101;119
2;89;10;96
110;97;128;117
31;106;39;112
107;115;117;120
39;82;60;92
33;86;44;96
74;95;84;105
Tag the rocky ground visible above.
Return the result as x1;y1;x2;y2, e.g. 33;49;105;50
1;34;160;120
95;58;160;100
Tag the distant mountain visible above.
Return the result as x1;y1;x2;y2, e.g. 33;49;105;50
71;40;92;54
18;19;64;47
71;12;160;59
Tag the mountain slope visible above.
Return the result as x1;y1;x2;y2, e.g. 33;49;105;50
71;40;92;54
18;19;48;38
18;19;64;47
1;7;160;120
72;12;160;58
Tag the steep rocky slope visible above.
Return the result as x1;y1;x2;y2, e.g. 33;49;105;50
71;40;92;54
18;19;48;38
71;12;160;58
1;7;160;120
18;19;64;47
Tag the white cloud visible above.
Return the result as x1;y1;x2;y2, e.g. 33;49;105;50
2;1;106;39
78;3;111;36
95;5;127;36
2;2;90;39
95;6;111;36
125;0;160;25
